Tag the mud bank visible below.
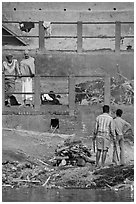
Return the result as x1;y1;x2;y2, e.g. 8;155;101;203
2;128;134;190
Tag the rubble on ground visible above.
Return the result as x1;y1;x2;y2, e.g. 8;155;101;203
2;160;134;190
93;164;134;189
2;160;53;188
2;138;134;190
48;164;134;189
75;75;134;105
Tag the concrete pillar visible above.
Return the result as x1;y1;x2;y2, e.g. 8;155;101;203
2;73;5;111
104;75;110;105
115;21;121;53
68;75;75;116
34;75;41;111
77;21;82;53
39;21;45;50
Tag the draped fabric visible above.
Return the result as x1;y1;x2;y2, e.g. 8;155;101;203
20;57;35;102
22;77;33;101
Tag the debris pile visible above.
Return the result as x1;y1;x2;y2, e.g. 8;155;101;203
50;139;95;167
93;164;134;189
51;166;95;188
48;164;134;189
75;76;134;105
2;160;134;190
2;160;52;188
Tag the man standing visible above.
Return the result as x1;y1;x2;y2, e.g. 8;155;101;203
112;109;132;165
93;105;116;168
20;50;35;106
3;53;21;106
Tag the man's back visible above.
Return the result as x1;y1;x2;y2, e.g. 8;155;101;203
114;117;130;135
95;113;114;136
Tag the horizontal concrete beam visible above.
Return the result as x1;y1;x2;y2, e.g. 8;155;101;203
2;10;134;22
2;2;134;11
79;10;134;22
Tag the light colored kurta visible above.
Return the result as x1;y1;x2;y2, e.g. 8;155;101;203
20;57;35;101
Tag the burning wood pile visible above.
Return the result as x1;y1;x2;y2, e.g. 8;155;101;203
50;139;95;167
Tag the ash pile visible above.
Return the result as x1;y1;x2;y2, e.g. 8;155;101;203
50;139;95;167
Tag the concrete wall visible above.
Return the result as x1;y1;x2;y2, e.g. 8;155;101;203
2;114;79;135
35;52;134;79
2;2;134;50
2;105;101;135
2;3;134;135
2;10;134;22
2;104;134;135
2;2;134;11
2;51;134;79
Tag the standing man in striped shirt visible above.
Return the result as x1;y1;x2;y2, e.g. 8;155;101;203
93;105;116;168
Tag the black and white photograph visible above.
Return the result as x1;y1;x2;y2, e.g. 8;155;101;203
2;1;134;202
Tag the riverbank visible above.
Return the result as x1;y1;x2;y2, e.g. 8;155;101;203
2;127;134;191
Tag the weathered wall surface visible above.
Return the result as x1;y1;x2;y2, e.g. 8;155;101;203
2;2;134;11
2;51;134;79
2;3;134;134
2;105;99;135
2;2;134;50
2;114;79;135
35;52;134;79
2;105;134;135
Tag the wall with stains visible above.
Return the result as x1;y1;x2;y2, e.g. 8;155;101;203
2;2;134;50
2;51;134;79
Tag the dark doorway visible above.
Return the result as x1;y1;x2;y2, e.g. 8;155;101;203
50;118;59;129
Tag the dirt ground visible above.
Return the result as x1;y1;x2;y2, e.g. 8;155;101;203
2;104;134;189
2;127;134;189
2;127;134;164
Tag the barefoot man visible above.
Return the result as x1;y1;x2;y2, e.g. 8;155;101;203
93;105;116;168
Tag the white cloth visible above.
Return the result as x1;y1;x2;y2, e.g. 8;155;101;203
42;94;53;101
20;56;35;101
20;57;35;76
43;21;52;36
22;77;33;101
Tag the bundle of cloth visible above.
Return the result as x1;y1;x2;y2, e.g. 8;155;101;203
41;91;61;105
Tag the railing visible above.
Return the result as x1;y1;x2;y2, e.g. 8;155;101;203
2;74;111;116
2;20;134;52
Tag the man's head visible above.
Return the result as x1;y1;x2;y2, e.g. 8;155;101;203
24;49;29;59
116;109;123;117
103;105;110;113
6;53;13;63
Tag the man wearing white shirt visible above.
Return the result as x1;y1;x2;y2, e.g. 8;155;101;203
20;50;35;106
